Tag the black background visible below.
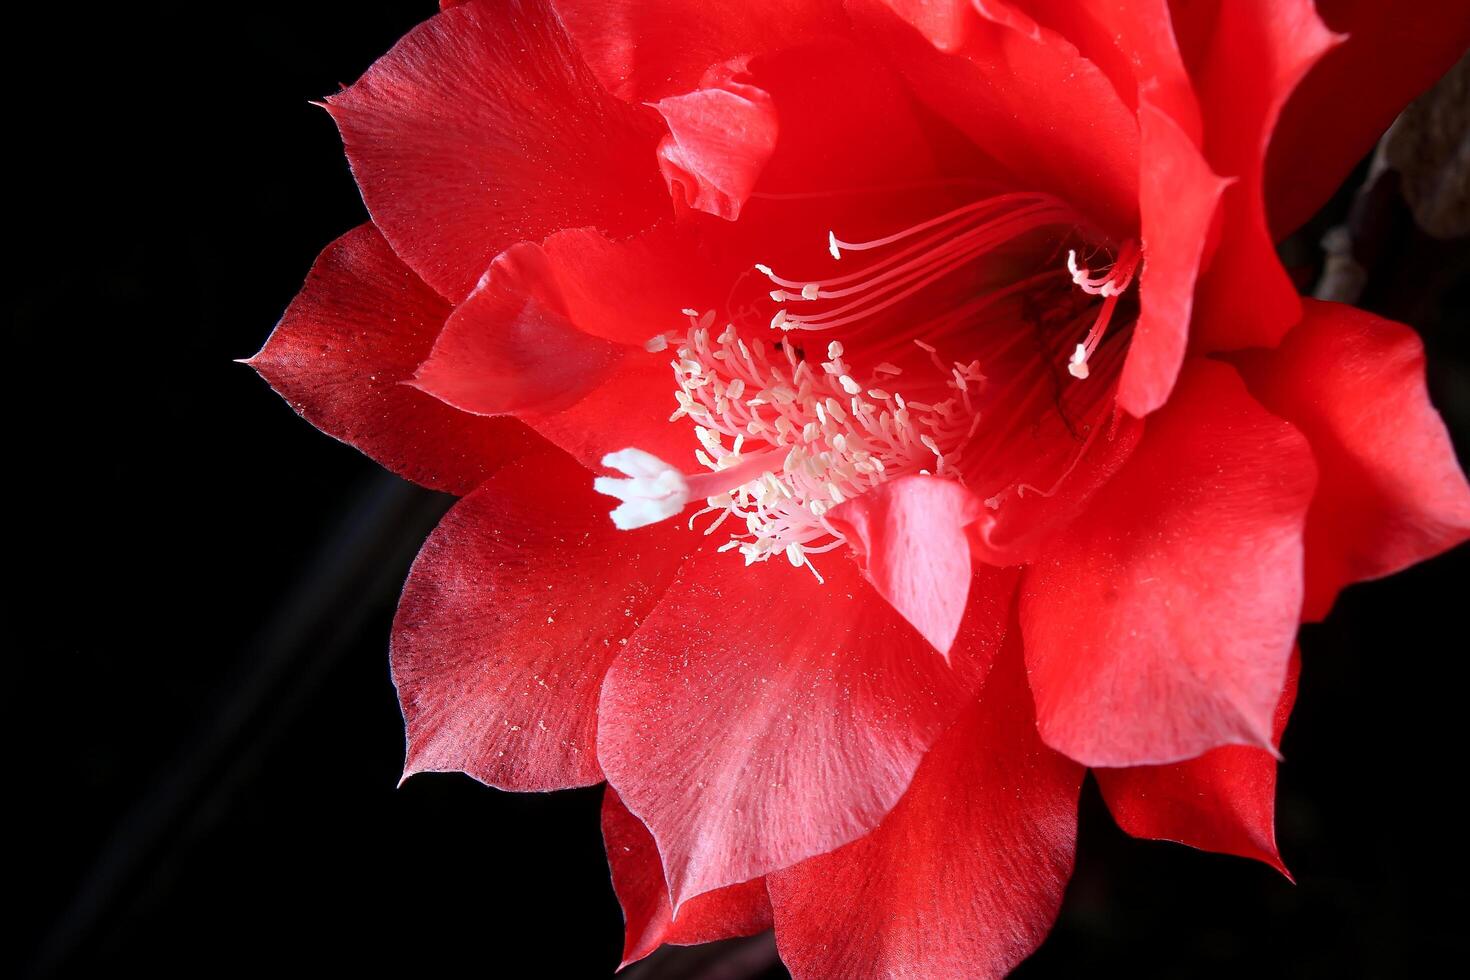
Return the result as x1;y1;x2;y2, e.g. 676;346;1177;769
14;3;1468;977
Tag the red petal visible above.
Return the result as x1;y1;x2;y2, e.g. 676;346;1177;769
411;241;627;417
410;225;721;468
1117;98;1230;416
1096;649;1301;875
1021;359;1316;766
391;448;693;791
1267;1;1470;238
1182;0;1339;352
971;407;1146;567
767;643;1083;980
598;553;1017;907
652;60;779;222
1236;300;1470;621
550;0;846;102
850;0;1139;234
324;0;667;301
827;475;984;658
603;788;772;969
246;224;537;496
1022;0;1201;137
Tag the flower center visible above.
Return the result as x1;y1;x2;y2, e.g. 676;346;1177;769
596;193;1139;580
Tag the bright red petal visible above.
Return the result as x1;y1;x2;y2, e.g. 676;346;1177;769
550;0;846;102
1183;0;1339;352
827;475;984;658
246;224;537;495
410;241;628;417
767;643;1083;980
850;0;1140;235
1117;99;1230;417
1026;0;1201;138
652;60;779;222
1266;1;1470;238
603;788;772;969
324;0;667;301
598;553;1017;907
391;448;693;791
1096;649;1301;875
1021;359;1316;767
1236;300;1470;621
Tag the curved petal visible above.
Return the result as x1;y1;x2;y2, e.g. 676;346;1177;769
767;643;1083;980
1021;359;1316;767
1025;0;1201;138
1236;300;1470;621
1117;99;1231;417
246;224;538;496
848;0;1140;235
598;552;1018;907
1267;1;1470;239
411;224;730;468
603;788;772;969
324;0;667;301
1095;649;1300;875
652;60;779;222
1182;0;1339;352
550;0;846;102
411;241;628;417
827;475;985;658
390;448;693;791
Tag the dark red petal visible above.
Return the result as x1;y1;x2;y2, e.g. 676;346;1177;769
767;643;1083;980
1236;300;1470;621
324;0;667;301
652;60;779;222
598;552;1017;907
390;448;693;791
1117;99;1230;417
1096;649;1301;875
827;475;984;658
1267;1;1470;239
1183;0;1338;352
551;0;847;102
849;0;1140;235
1021;359;1316;767
603;788;772;969
246;224;537;496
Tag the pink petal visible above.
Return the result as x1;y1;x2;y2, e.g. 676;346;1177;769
1021;359;1316;766
827;475;984;658
324;0;667;301
603;788;772;969
767;644;1083;980
598;552;1017;907
1236;300;1470;620
1117;98;1231;417
1096;649;1301;876
652;60;778;221
391;448;693;791
245;224;538;496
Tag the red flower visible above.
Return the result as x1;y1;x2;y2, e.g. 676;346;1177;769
248;1;1470;975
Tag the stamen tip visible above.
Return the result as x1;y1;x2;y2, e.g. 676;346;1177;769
827;231;841;260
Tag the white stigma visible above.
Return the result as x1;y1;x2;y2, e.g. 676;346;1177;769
594;449;690;530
